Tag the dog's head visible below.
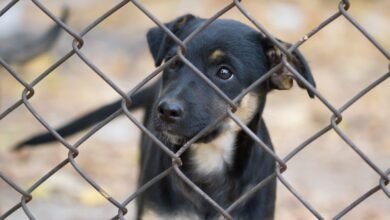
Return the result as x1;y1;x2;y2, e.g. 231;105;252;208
147;14;315;145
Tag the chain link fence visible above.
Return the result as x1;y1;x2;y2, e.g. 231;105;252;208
0;0;389;219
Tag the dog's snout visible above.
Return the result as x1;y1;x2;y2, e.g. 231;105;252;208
157;101;183;122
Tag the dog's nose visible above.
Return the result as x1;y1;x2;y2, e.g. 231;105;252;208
157;101;183;122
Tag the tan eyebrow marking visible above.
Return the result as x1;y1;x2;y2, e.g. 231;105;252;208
209;49;225;62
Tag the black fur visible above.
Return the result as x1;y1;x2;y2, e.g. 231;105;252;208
14;14;316;219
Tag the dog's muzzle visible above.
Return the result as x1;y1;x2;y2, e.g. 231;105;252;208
157;100;184;123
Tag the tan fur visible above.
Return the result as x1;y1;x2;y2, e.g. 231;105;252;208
209;49;225;61
142;209;200;220
191;129;237;175
191;93;259;175
229;92;260;129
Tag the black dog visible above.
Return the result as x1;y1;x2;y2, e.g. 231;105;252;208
15;14;315;219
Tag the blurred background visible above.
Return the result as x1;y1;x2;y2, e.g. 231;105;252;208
0;0;389;219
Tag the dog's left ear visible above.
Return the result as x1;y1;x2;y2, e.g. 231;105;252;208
147;14;197;67
262;37;316;98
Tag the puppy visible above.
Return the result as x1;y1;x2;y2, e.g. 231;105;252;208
15;14;315;220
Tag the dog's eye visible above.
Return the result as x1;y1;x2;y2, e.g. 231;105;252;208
216;66;233;80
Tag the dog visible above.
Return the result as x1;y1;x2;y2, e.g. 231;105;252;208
15;14;316;219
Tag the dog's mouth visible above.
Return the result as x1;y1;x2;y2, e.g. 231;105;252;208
159;126;223;146
161;130;189;145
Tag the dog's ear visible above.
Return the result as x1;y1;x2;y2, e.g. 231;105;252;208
262;37;316;98
147;14;197;67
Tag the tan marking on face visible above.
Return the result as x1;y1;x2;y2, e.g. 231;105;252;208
227;92;259;130
209;49;225;62
191;93;259;175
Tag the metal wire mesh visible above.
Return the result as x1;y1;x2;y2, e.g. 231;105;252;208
0;0;389;219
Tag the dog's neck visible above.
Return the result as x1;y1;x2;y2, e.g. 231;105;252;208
190;125;238;175
161;95;273;214
189;93;264;176
171;111;266;211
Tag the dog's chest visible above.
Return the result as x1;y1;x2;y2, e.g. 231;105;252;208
141;209;201;220
190;129;237;175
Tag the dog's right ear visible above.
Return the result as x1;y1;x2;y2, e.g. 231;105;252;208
261;37;316;98
147;14;197;67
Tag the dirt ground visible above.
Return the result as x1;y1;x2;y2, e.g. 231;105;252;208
1;0;389;219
